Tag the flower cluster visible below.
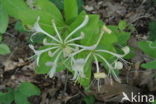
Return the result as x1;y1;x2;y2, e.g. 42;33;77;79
29;15;130;87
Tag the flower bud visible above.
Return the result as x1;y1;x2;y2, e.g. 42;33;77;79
103;25;112;34
94;72;107;79
114;61;123;70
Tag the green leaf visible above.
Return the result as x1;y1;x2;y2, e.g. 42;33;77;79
118;20;127;31
36;48;65;74
149;21;156;41
0;36;2;42
1;0;64;34
77;0;84;12
0;88;14;104
0;44;10;55
15;21;26;32
0;4;9;34
79;61;92;87
80;14;101;46
64;0;78;23
50;0;64;10
14;91;30;104
116;32;130;46
30;33;46;44
83;95;95;104
17;82;40;97
50;0;84;12
138;41;156;58
141;60;156;69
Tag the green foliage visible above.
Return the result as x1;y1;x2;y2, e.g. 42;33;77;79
0;43;10;55
0;82;40;104
83;95;95;104
138;41;156;58
50;0;64;10
1;0;131;88
149;21;156;41
118;20;127;31
0;3;9;34
15;21;26;32
138;41;156;69
64;0;78;23
141;60;156;69
152;100;156;104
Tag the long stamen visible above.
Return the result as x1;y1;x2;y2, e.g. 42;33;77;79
29;45;59;65
65;32;85;43
93;55;100;73
33;17;61;43
93;55;101;91
30;32;38;42
48;48;61;57
94;31;104;47
38;46;59;53
96;49;123;58
69;48;85;57
95;54;121;83
69;43;96;50
64;15;89;42
85;53;91;62
43;38;60;46
48;51;62;78
52;20;63;43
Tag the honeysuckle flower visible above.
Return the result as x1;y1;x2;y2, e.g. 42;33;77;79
94;72;107;91
29;44;59;66
29;15;90;78
71;53;91;81
71;58;86;80
67;25;130;83
47;51;62;78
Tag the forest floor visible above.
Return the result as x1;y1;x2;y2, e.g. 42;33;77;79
0;0;156;104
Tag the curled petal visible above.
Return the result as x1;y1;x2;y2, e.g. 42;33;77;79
122;46;130;55
32;17;44;33
65;15;89;42
48;64;57;78
32;17;60;42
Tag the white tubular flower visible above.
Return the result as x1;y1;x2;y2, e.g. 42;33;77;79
103;25;112;34
52;20;63;42
43;38;59;46
66;32;85;43
64;15;89;42
114;61;123;70
32;17;60;43
48;63;57;78
95;53;121;83
29;44;58;66
71;58;86;80
47;51;62;78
